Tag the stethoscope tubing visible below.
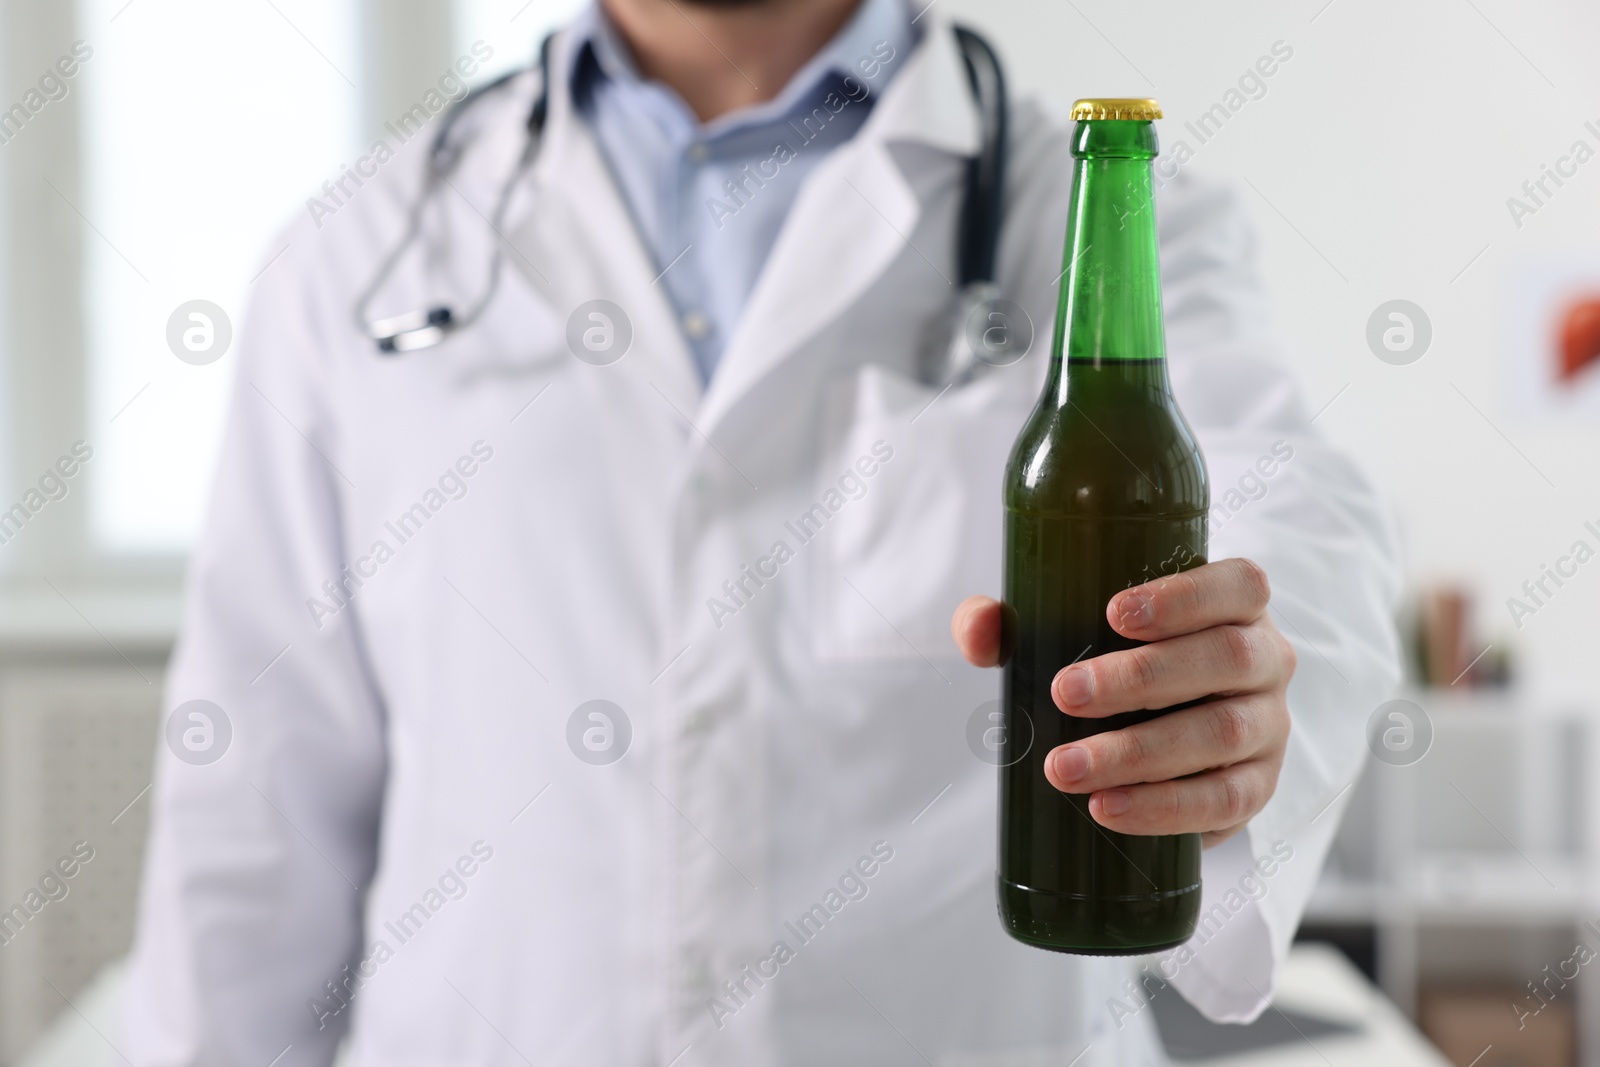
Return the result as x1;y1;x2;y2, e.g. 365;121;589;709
356;26;1007;381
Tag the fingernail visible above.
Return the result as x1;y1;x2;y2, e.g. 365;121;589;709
1055;666;1094;708
1117;591;1152;630
1053;746;1090;783
1099;790;1132;817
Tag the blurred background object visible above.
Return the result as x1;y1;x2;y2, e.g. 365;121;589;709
1408;584;1513;689
1;0;1599;1064
1558;295;1600;384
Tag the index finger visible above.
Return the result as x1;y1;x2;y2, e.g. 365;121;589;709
1107;557;1271;641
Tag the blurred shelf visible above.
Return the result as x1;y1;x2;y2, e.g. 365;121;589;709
1306;874;1384;923
1403;850;1589;921
1399;686;1595;722
1309;852;1590;925
1310;692;1600;1063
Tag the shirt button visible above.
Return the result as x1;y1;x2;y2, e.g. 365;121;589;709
687;142;710;163
682;311;710;340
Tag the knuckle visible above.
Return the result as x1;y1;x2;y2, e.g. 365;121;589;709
1113;726;1154;774
1093;734;1125;776
1164;569;1205;619
1121;646;1161;695
1209;701;1254;755
1218;625;1260;675
1276;632;1299;677
1166;784;1195;825
1233;558;1272;607
1218;771;1254;825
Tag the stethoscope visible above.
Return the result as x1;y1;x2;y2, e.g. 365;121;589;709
356;26;1009;386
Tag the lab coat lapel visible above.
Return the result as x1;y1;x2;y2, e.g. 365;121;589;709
697;16;981;439
501;34;703;417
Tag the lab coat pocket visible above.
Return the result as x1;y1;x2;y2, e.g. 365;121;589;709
812;364;1030;664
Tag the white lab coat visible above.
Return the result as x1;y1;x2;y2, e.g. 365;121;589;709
121;14;1401;1067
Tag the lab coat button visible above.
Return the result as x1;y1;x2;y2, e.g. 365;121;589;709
687;142;710;163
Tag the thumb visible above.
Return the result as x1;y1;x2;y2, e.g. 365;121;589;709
951;596;1003;667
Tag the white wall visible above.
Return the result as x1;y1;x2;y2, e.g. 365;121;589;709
944;0;1600;702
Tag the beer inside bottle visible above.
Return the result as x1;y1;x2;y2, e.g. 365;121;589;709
998;99;1208;955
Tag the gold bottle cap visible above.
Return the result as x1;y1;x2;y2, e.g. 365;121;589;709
1070;98;1163;121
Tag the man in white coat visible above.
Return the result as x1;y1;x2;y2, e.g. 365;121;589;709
122;0;1400;1063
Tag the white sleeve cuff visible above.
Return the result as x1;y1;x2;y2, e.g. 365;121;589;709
1160;798;1347;1023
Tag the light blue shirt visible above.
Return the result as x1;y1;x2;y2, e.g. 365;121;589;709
564;0;916;381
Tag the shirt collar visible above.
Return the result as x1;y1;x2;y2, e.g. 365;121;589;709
562;0;916;138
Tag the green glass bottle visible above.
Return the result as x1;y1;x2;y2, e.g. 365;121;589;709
997;99;1208;955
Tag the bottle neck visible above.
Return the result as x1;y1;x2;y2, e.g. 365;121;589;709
1046;120;1169;406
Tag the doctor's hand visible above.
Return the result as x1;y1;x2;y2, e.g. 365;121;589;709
951;558;1294;848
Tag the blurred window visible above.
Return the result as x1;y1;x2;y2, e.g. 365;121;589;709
77;0;362;553
453;0;588;84
56;0;584;560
